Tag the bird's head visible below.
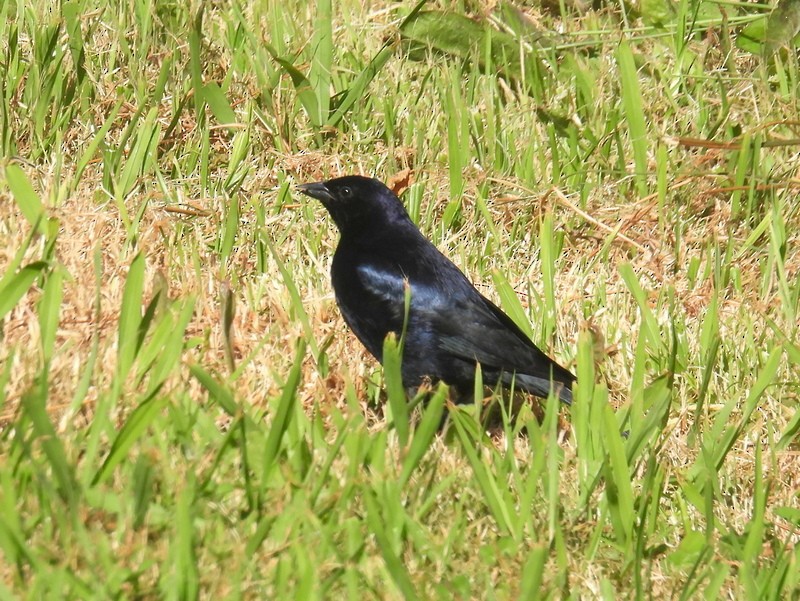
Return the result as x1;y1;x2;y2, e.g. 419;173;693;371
297;176;412;238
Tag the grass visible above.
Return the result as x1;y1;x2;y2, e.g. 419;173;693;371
1;0;799;598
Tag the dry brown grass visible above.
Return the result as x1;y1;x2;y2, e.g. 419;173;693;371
3;1;800;596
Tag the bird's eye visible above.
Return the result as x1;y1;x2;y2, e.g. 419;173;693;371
340;186;353;199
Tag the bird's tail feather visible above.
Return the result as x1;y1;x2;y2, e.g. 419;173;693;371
502;372;573;405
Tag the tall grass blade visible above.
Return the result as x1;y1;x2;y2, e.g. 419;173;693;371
616;41;649;197
364;489;420;601
519;545;547;598
326;0;429;128
189;7;205;118
262;339;306;484
92;389;166;486
266;47;321;128
491;268;533;338
265;236;319;358
451;409;516;537
0;465;41;572
704;347;782;475
141;297;195;393
72;100;123;190
115;107;159;198
171;482;199;600
219;197;240;266
619;262;664;352
190;364;240;416
202;82;237;126
220;282;236;373
573;329;598;493
38;267;62;364
383;332;409;447
22;376;79;506
117;253;145;381
399;382;447;488
4;164;46;234
602;403;634;545
540;212;556;340
309;0;332;126
0;262;47;322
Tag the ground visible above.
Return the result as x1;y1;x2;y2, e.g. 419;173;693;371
1;0;799;598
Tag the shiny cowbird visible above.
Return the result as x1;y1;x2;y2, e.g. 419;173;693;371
298;175;574;404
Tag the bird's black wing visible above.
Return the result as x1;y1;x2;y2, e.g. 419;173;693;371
342;257;573;402
430;290;574;400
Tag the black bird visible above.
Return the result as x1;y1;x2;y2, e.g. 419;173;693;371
297;176;575;404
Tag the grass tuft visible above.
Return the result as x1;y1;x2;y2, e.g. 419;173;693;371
0;0;798;597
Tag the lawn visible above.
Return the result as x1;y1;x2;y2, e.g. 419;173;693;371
1;0;799;598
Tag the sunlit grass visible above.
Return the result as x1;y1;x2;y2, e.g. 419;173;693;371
1;0;799;598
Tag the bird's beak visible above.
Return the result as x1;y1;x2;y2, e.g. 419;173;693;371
296;182;334;203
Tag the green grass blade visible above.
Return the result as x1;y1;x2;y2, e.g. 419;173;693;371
219;282;236;373
145;298;196;393
4;164;45;234
364;489;420;601
38;267;62;364
616;40;649;197
0;262;47;322
450;408;516;538
446;76;466;207
707;347;782;474
399;382;447;488
117;253;145;381
777;399;800;450
619;262;664;352
383;332;409;447
171;482;199;600
266;46;321;128
540;211;556;341
72;99;123;190
626;375;672;465
92;389;167;486
265;236;319;358
573;329;599;496
741;438;765;578
189;7;205;118
602;403;634;545
262;339;306;484
309;0;332;126
202;81;237;126
0;467;41;572
519;545;548;598
115;106;159;198
190;364;241;417
22;376;79;506
325;0;429;128
491;268;533;338
219;197;240;267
